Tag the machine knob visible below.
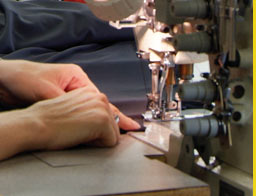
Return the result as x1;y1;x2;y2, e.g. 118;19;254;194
172;32;212;53
171;0;209;19
86;0;144;21
180;116;219;137
178;80;217;103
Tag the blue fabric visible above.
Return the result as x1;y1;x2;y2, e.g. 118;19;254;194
0;0;151;118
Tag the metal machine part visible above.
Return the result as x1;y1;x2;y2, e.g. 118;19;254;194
88;0;207;121
172;1;253;195
180;116;220;137
179;64;194;80
172;32;213;53
171;0;209;18
178;80;217;102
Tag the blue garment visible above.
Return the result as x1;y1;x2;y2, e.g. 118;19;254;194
0;0;151;119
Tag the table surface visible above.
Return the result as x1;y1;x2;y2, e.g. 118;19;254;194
0;134;209;196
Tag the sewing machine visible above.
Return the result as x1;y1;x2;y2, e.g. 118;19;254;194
86;0;253;195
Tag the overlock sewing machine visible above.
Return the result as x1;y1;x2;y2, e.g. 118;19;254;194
86;0;253;195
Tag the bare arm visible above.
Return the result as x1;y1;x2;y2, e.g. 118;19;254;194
0;59;140;130
0;87;120;161
0;59;141;161
0;109;43;160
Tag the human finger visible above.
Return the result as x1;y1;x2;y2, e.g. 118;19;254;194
60;64;100;93
110;104;141;130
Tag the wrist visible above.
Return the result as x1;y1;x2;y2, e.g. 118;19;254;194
0;107;48;160
21;106;50;151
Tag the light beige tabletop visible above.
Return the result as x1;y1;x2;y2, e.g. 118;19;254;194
0;134;209;196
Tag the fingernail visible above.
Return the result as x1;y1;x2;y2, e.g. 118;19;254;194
131;120;141;129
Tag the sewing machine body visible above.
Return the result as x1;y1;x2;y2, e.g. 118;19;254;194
132;1;253;195
86;0;253;195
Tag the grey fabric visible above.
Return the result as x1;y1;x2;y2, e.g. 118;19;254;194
0;0;151;119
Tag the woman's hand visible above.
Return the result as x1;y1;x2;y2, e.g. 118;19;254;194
0;87;121;160
29;87;120;149
0;59;98;105
0;59;140;131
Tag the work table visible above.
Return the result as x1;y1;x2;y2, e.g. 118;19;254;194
0;134;209;196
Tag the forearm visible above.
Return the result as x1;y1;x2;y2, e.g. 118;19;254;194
0;59;18;91
0;61;37;160
0;109;45;161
